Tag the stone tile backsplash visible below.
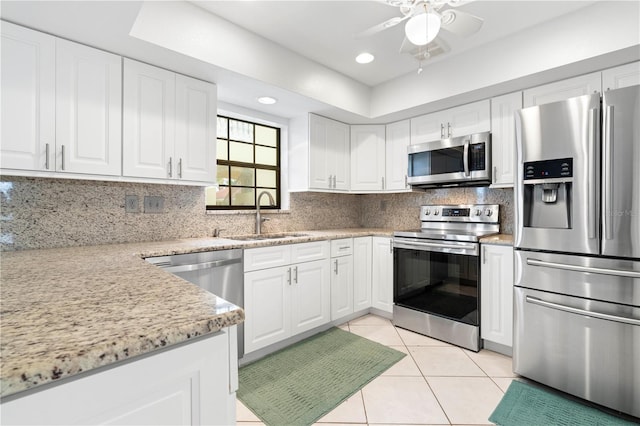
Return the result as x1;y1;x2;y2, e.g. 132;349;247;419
0;176;512;251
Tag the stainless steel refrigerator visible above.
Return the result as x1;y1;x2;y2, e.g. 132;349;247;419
514;85;640;418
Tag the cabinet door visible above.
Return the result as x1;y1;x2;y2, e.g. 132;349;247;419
353;237;372;312
523;72;601;107
371;237;394;314
244;266;291;353
291;259;331;334
385;120;410;191
490;92;522;187
480;244;514;347
410;111;444;144
447;100;491;137
330;255;354;321
350;125;385;191
123;59;176;179
0;22;55;171
327;119;350;190
309;114;330;189
175;74;217;183
602;61;640;91
56;39;122;176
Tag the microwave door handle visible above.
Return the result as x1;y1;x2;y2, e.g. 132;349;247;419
463;141;470;177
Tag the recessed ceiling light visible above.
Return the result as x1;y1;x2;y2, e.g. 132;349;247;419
355;52;375;64
257;96;277;105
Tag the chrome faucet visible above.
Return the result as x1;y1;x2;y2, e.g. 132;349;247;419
256;191;276;234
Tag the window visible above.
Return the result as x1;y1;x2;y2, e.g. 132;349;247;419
206;116;280;210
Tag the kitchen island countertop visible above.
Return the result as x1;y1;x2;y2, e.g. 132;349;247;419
0;228;392;398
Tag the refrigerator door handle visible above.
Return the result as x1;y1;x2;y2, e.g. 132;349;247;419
525;296;640;326
587;107;598;240
527;258;640;279
603;105;614;241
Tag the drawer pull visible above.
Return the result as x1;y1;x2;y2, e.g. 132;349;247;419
526;296;640;326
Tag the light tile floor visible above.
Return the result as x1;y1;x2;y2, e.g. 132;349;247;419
237;314;518;426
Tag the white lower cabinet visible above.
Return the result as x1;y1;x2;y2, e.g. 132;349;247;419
480;244;514;349
1;327;238;425
244;241;330;354
330;238;354;321
353;237;373;312
371;236;394;314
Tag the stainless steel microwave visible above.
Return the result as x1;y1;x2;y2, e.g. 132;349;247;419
407;131;491;188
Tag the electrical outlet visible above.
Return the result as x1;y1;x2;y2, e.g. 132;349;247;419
144;196;164;214
125;195;139;213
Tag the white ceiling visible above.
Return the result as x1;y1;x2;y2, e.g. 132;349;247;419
1;1;637;123
192;1;595;87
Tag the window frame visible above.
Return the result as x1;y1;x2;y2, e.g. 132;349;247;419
208;115;281;211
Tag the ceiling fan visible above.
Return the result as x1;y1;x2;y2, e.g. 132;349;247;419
358;0;484;68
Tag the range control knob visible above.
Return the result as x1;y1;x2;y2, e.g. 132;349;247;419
424;208;431;215
475;209;482;216
484;208;493;217
434;209;440;216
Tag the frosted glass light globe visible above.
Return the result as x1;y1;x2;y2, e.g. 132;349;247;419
405;12;441;45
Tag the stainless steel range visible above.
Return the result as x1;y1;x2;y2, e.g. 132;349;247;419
393;204;499;351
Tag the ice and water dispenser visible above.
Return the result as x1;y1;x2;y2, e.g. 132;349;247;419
522;158;573;229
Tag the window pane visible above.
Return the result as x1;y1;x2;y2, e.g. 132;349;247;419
255;125;277;147
216;165;229;185
229;141;254;163
229;119;253;142
255;146;277;166
217;117;228;139
257;188;277;206
215;186;230;206
231;187;255;206
230;166;255;186
217;139;228;160
256;169;276;188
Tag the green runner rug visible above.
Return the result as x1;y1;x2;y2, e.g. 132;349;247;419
238;327;405;426
489;380;637;425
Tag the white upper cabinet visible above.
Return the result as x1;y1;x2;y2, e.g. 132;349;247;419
385;120;411;192
1;22;55;172
490;91;522;188
602;61;640;91
123;59;176;180
175;74;217;182
56;39;122;176
523;72;601;107
350;125;385;192
123;59;216;183
307;114;350;191
1;23;121;176
410;100;490;144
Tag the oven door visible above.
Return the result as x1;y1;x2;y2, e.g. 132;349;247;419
393;238;480;326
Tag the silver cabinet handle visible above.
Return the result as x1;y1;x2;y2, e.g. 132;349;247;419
483;246;487;264
381;176;385;190
287;267;291;285
447;122;452;137
527;258;640;278
45;143;50;170
389;239;393;253
61;145;65;170
333;175;337;188
405;175;408;188
178;158;183;179
168;157;173;178
603;105;613;240
587;107;599;239
440;123;444;139
493;166;497;183
525;296;640;326
334;259;338;274
463;141;470;177
294;266;298;283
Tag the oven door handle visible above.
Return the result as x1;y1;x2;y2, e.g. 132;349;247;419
525;296;640;326
527;259;640;279
394;239;478;255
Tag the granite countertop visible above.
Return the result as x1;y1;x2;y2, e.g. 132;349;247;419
0;228;392;398
479;234;514;246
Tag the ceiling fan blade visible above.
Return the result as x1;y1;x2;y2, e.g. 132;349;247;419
440;9;483;37
355;15;408;39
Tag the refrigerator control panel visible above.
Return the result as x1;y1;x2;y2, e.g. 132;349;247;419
524;158;573;180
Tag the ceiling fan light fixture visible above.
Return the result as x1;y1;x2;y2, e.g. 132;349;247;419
405;12;441;46
355;52;375;64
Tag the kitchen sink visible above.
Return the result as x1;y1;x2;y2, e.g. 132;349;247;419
229;233;309;241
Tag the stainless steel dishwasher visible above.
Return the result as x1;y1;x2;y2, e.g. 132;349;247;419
146;249;244;358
